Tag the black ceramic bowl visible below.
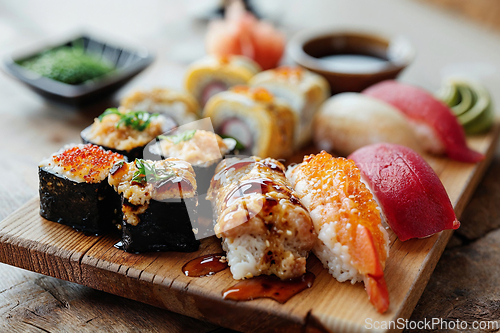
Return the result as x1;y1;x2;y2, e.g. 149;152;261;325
3;34;154;106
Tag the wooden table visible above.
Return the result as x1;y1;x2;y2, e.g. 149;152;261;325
1;1;500;332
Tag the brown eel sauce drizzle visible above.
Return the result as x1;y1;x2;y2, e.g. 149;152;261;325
222;272;315;303
183;253;228;277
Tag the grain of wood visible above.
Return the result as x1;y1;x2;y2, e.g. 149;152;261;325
0;125;498;333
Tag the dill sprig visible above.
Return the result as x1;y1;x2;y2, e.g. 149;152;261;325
98;108;159;131
158;130;197;144
131;159;175;186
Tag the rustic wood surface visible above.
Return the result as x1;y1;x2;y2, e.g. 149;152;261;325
0;126;498;333
1;0;500;332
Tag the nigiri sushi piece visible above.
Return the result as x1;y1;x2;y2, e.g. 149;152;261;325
205;0;285;70
349;143;460;241
363;80;484;163
286;151;390;313
184;55;261;107
313;93;421;156
207;157;316;280
250;66;330;147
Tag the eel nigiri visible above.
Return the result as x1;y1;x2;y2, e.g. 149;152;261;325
349;143;460;241
207;157;316;280
313;93;421;156
363;80;484;163
286;151;390;313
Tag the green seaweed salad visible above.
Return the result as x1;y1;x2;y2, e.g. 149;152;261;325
17;45;114;85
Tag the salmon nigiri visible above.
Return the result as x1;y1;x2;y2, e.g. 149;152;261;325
286;151;390;313
205;0;285;70
349;143;460;241
363;80;484;163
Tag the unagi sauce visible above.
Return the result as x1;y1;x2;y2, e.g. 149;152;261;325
183;253;228;277
222;272;315;303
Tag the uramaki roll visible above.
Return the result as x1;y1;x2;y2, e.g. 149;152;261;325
203;86;296;159
121;88;200;126
249;66;330;147
184;55;261;107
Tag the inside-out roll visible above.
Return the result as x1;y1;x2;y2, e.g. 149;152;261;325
121;88;200;126
184;55;261;107
250;66;330;147
203;86;296;159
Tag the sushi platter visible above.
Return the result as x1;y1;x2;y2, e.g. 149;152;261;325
1;2;500;332
0;124;498;333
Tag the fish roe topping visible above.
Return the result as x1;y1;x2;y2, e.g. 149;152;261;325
275;66;303;80
231;86;274;103
286;151;389;268
42;144;125;184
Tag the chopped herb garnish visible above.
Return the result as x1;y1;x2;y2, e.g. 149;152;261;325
98;108;159;131
131;159;175;186
219;134;245;150
158;130;197;144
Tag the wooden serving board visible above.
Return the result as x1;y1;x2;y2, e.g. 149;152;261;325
1;125;499;333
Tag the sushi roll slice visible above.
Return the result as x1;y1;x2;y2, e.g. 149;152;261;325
203;86;296;159
286;151;390;313
207;156;316;280
249;66;330;147
39;144;125;235
184;55;261;107
81;107;176;161
108;158;199;253
120;88;201;126
148;129;236;195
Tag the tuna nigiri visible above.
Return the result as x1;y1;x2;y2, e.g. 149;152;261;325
287;151;390;313
205;0;285;70
313;93;421;156
349;143;460;241
363;80;484;163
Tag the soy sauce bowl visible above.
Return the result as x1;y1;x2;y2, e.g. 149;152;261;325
289;29;415;94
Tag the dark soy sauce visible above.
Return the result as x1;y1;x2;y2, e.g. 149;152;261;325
183;253;229;277
222;272;315;303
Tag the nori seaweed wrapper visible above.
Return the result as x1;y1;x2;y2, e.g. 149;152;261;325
81;125;144;161
39;167;121;235
120;197;199;253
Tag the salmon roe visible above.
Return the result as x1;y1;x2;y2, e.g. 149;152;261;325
53;144;124;183
275;66;303;80
231;86;274;103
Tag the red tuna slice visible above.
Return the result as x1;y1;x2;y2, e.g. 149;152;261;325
349;143;460;241
363;80;484;163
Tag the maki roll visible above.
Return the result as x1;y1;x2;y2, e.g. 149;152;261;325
203;86;296;159
249;66;330;147
184;55;261;107
38;144;125;235
207;157;316;280
108;158;199;253
148;129;236;195
121;88;201;126
81;107;176;161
